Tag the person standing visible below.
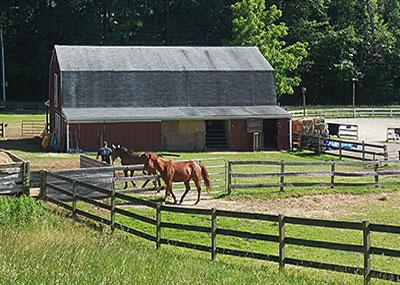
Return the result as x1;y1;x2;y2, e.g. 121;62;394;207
96;141;112;164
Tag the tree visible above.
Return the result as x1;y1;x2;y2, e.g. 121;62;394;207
231;0;308;96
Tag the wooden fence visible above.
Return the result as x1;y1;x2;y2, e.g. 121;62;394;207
0;150;29;195
0;122;6;138
228;160;400;192
41;171;400;284
21;119;46;137
289;107;400;118
293;134;387;161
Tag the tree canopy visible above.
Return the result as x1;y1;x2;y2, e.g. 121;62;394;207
0;0;399;105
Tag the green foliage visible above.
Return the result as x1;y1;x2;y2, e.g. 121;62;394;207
0;196;48;226
231;0;308;96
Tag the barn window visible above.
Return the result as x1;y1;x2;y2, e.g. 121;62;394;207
54;73;58;108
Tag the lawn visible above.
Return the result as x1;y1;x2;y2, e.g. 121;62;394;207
0;196;363;285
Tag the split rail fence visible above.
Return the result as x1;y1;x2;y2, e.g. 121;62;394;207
228;160;400;192
40;171;400;284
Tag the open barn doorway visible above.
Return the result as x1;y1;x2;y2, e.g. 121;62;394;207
205;120;229;150
263;119;277;149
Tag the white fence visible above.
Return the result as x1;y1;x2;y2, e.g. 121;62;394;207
289;107;400;118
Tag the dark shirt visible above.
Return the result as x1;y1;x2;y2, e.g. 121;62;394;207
97;147;112;164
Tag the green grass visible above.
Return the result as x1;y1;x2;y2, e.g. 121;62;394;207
0;196;365;285
0;113;45;125
73;191;400;282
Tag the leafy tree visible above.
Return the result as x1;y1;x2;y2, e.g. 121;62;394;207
231;0;308;96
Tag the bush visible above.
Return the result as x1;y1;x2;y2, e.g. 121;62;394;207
0;196;48;226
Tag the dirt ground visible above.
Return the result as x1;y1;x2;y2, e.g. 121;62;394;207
161;190;399;220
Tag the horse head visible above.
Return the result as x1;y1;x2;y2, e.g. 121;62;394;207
111;144;122;165
141;152;159;174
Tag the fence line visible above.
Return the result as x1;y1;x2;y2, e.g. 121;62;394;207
292;134;388;161
288;107;400;118
41;170;400;284
228;160;400;192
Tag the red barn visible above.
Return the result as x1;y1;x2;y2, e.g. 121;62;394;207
49;46;291;152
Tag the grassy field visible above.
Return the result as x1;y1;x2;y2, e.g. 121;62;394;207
0;196;368;285
65;190;400;282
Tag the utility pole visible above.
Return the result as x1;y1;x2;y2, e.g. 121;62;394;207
1;29;6;106
352;77;358;117
302;86;307;117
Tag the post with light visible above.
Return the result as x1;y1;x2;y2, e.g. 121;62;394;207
302;86;307;117
352;77;358;117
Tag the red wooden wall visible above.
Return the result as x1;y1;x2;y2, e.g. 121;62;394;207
69;122;162;151
230;120;253;150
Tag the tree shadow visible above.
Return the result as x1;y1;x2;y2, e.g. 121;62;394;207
0;137;44;153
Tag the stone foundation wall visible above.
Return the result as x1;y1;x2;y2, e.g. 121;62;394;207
162;120;205;151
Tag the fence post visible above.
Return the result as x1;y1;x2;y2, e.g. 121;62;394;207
280;161;285;192
39;170;48;201
278;214;286;271
363;221;371;285
211;208;217;261
330;161;335;189
362;141;365;161
72;179;77;216
383;145;388;164
110;186;116;232
227;161;232;195
339;141;342;160
23;161;30;195
374;163;379;188
224;160;227;193
156;202;162;249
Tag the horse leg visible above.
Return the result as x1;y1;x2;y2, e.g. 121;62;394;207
166;182;177;204
179;181;191;204
164;182;172;203
123;170;128;189
193;175;202;205
130;170;137;188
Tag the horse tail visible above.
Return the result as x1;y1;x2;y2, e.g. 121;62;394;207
199;162;212;192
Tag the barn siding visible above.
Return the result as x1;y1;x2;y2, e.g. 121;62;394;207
277;118;290;150
69;122;162;151
230;120;253;151
162;120;205;151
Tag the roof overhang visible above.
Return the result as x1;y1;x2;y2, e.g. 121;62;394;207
63;106;291;123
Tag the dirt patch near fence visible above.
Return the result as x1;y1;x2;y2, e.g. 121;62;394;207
173;191;400;220
31;159;79;171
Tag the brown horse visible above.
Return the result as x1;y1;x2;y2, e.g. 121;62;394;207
111;145;158;189
141;153;212;205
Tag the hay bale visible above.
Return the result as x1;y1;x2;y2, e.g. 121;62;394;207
0;152;14;164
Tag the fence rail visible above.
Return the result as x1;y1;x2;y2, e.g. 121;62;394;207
41;171;400;284
293;134;388;161
0;122;6;138
288;107;400;118
228;160;400;192
21;119;46;137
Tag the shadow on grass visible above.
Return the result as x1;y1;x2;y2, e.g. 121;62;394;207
0;137;44;152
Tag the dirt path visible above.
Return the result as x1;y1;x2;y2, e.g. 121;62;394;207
164;190;399;220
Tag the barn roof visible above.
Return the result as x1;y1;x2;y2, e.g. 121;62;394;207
53;45;289;119
54;45;273;72
63;106;290;123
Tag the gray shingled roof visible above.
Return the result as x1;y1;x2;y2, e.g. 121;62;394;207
55;46;274;71
54;45;288;120
63;106;291;123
